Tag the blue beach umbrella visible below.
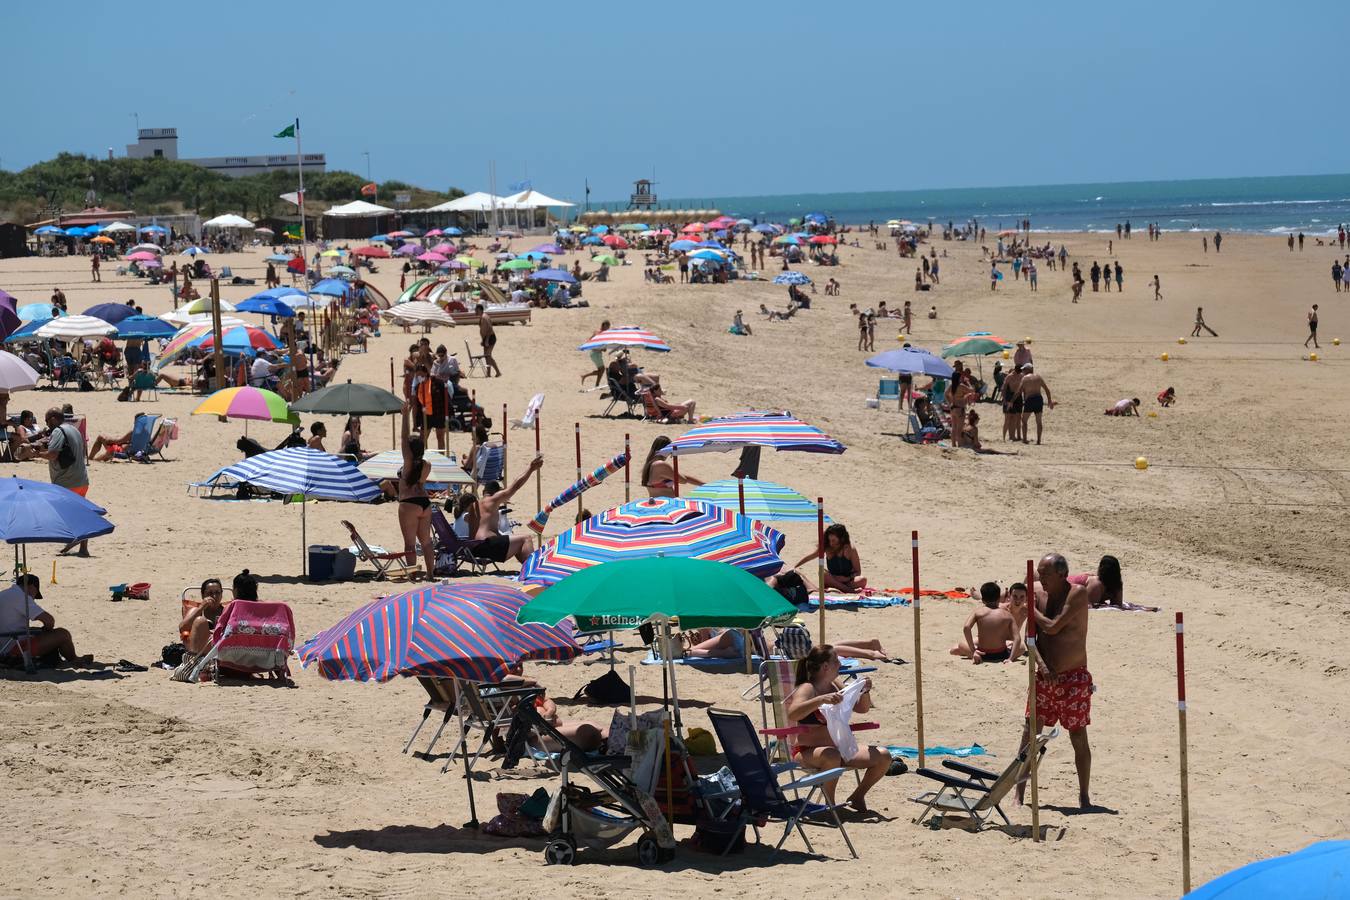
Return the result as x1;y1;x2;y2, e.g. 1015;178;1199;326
1186;840;1350;898
581;235;604;245
3;321;45;344
865;347;954;377
752;224;779;234
112;315;177;340
688;478;832;523
182;246;209;256
139;225;167;234
590;225;609;234
309;278;350;298
699;240;728;250
34;225;63;236
82;303;139;326
528;268;578;284
17;304;63;323
443;227;463;236
669;239;699;252
265;253;294;263
213;447;380;575
64;226;87;237
0;477;114;545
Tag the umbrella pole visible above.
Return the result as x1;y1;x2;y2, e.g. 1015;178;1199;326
737;474;745;516
624;433;630;503
911;531;925;770
462;741;480;830
1176;612;1192;893
574;422;582;518
501;403;508;484
816;501;826;644
673;456;680;498
663;621;682;734
389;358;397;449
301;498;307;578
1025;558;1041;842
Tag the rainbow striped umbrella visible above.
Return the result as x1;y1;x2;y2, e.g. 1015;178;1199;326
152;324;213;371
941;332;1013;358
577;326;671;353
661;411;846;456
687;478;831;523
192;325;281;355
192;386;298;425
519;496;786;587
296;582;580;683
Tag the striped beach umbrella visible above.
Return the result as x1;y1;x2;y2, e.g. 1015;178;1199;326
192;386;298;425
577;327;670;353
297;582;580;683
358;449;474;485
661;411;846;456
212;448;380;574
941;332;1013;359
152;324;213;371
519;496;786;588
193;325;281;355
35;315;118;340
382;301;454;326
687;478;831;523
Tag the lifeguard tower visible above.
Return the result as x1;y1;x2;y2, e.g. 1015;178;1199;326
628;179;657;210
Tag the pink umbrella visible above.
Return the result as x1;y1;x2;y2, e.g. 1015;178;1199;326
601;234;629;249
425;228;444;237
418;252;448;263
681;223;704;233
388;230;412;238
430;242;457;255
655;228;674;237
126;251;158;261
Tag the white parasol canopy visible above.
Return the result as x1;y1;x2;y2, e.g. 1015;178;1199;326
203;214;255;229
35;315;118;340
381;301;454;326
324;200;394;217
0;349;40;391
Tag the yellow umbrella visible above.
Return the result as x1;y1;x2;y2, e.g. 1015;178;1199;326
181;297;236;315
320;249;343;258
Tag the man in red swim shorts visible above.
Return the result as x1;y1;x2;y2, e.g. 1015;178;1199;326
1018;552;1095;809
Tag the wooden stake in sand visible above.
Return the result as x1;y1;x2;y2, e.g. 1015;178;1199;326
624;433;631;502
673;456;681;498
912;531;925;769
208;278;226;393
533;414;542;513
1025;558;1041;842
388;358;396;447
574;422;582;516
816;501;826;644
1176;611;1192;893
737;473;746;515
501;403;508;483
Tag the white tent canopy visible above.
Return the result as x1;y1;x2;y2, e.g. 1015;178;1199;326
325;200;394;217
203;213;255;229
101;221;136;233
425;191;511;213
501;189;574;209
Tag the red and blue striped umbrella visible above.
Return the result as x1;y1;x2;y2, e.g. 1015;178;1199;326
296;582;579;683
661;410;846;455
519;496;786;587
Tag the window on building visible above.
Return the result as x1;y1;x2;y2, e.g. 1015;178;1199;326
154;149;163;158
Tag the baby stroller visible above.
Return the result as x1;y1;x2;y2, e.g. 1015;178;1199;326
502;689;676;866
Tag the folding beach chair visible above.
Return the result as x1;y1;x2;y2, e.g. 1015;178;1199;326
876;378;901;410
910;729;1058;830
471;441;505;486
440;678;539;774
603;377;640;418
341;520;419;580
149;417;177;460
184;600;296;683
463;340;487;377
403;677;458;758
705;707;858;859
755;656;879;778
510;392;544;430
131;369;158;400
429;508;502;576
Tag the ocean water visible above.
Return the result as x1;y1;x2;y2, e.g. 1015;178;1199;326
597;174;1350;234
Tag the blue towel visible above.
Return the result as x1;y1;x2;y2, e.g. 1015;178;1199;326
886;744;986;759
800;595;911;610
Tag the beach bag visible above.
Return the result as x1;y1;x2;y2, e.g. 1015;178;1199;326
690;816;746;855
774;624;813;659
575;669;631;706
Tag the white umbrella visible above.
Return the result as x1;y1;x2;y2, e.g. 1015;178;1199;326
0;350;40;391
102;222;137;234
160;311;249;329
180;297;236;315
382;301;454;326
358;450;474;485
202;213;255;229
35;315;117;340
129;243;164;254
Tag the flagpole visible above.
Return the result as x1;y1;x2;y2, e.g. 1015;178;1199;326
294;118;311;280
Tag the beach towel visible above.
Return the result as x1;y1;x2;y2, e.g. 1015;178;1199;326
528;451;628;533
802;594;911;610
886;744;986;759
821;678;868;760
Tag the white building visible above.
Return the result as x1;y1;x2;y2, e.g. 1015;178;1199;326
125;128;326;178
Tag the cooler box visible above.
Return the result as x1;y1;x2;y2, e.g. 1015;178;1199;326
308;545;356;582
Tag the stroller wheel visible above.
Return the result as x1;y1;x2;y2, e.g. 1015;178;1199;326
637;834;661;867
544;837;576;866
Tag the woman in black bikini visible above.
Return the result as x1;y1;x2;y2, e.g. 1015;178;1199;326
785;646;890;812
640;435;703;498
793;523;866;592
397;402;435;578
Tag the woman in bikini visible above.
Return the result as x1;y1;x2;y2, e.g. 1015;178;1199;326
785;646;890;812
640;435;703;498
397;402;435;578
793;523;867;592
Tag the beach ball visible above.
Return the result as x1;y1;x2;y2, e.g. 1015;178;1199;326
1160;352;1170;361
1310;352;1319;362
1334;338;1342;346
897;333;908;342
1177;337;1187;345
1002;350;1010;359
1135;457;1149;470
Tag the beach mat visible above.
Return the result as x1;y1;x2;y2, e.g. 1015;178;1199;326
801;594;910;610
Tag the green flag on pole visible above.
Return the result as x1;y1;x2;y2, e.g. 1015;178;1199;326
275;122;296;138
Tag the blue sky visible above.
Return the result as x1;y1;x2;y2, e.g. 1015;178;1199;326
6;2;1347;202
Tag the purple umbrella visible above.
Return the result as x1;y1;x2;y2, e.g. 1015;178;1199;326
394;244;419;257
441;260;469;271
0;290;20;342
530;243;564;255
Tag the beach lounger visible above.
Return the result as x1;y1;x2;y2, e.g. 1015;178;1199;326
910;729;1058;830
705;707;859;859
341;519;419;580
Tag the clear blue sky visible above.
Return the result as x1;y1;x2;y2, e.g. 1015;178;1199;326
6;2;1347;202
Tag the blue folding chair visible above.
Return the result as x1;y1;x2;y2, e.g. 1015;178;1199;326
705;707;858;859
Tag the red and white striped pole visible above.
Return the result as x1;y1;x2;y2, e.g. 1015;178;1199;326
1026;558;1041;842
912;531;925;769
1177;612;1192;893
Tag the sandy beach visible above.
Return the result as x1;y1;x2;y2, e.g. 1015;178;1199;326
2;229;1348;898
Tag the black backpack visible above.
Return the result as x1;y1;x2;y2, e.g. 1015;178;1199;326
574;669;632;705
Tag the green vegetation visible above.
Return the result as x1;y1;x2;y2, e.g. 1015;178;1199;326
0;153;465;224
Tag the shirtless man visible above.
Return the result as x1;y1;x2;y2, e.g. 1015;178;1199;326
468;454;543;564
1305;304;1319;349
476;304;502;377
1017;365;1055;444
1016;553;1094;809
950;582;1024;663
1001;365;1025;441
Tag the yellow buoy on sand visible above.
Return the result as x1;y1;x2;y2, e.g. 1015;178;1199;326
1310;352;1319;362
1333;338;1341;346
1135;457;1149;470
1002;350;1010;359
1177;337;1187;345
1160;352;1170;361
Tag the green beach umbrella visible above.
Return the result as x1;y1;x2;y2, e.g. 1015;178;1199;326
518;557;794;631
591;254;621;266
289;379;404;416
940;333;1013;359
499;258;535;270
455;256;483;268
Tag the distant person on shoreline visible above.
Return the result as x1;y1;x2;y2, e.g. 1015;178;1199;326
1213;231;1223;253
